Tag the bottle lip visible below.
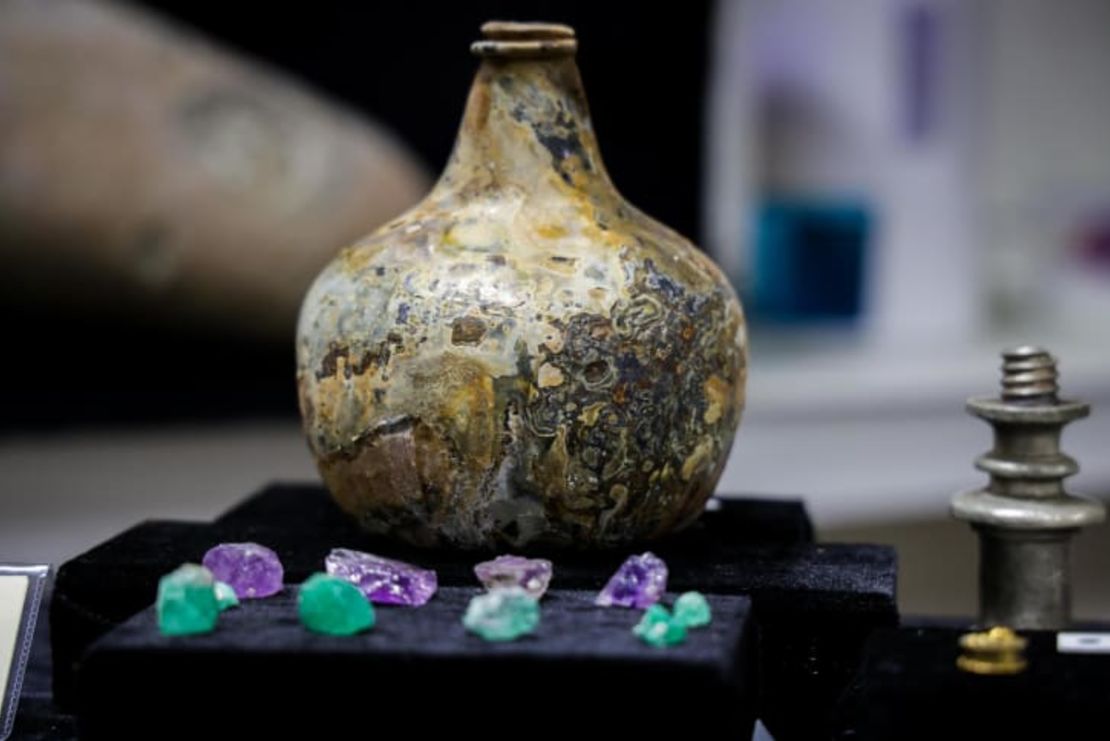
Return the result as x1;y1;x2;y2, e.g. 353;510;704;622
471;21;577;58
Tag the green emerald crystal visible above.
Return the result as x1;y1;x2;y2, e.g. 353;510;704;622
214;581;239;611
298;573;375;635
673;591;712;628
462;587;540;641
157;564;220;636
633;604;687;647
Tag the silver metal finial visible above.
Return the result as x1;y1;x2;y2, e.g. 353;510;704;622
951;347;1105;630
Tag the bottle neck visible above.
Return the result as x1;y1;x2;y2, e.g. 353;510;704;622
436;54;612;198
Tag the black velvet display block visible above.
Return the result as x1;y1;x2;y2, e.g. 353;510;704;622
53;483;896;738
78;589;755;738
50;521;208;711
50;482;809;709
834;625;1110;739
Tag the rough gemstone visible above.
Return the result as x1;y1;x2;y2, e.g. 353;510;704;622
214;581;239;611
636;604;671;630
633;604;687;647
462;586;540;641
202;542;283;599
673;591;712;628
474;555;553;599
298;573;375;635
325;548;437;606
595;552;668;608
157;564;219;636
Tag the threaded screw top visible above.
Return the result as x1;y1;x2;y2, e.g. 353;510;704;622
1001;346;1058;402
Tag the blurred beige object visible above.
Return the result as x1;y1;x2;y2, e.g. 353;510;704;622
0;0;430;339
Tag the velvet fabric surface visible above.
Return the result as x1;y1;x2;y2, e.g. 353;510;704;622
51;482;809;708
52;483;897;738
78;588;755;738
834;624;1110;739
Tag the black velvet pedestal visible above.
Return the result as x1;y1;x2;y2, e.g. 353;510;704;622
52;483;897;738
78;589;754;738
834;624;1110;740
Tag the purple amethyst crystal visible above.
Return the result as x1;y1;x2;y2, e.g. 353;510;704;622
474;555;553;599
201;542;283;599
325;548;437;606
595;551;668;608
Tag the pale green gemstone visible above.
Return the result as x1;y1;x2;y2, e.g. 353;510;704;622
214;581;239;611
633;604;671;634
633;603;687;647
463;587;540;641
157;564;219;636
673;591;712;628
298;573;375;635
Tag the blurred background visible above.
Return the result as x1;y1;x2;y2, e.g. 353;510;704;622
1;0;1108;618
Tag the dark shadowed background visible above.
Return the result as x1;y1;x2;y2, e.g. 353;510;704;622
1;1;712;428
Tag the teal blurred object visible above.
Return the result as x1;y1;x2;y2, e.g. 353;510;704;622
749;199;870;324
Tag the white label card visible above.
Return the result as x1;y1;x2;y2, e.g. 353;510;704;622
1057;632;1110;654
0;566;49;741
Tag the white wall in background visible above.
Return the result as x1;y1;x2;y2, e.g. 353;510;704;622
703;0;1110;525
979;0;1110;326
704;0;983;343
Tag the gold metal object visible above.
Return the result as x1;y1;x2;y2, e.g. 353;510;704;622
956;626;1028;675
